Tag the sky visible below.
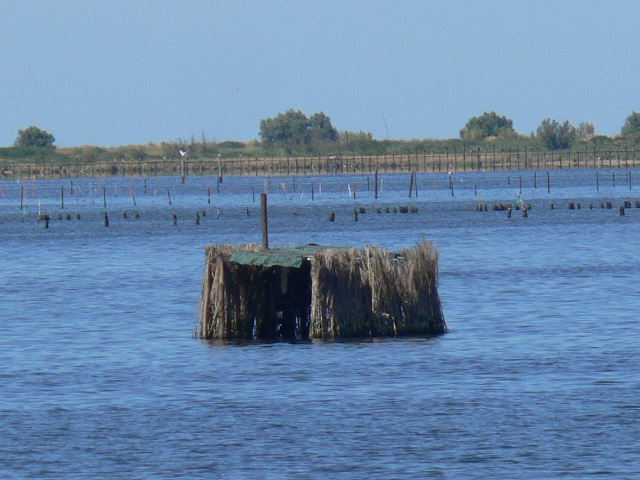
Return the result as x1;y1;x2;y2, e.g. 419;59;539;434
1;0;639;147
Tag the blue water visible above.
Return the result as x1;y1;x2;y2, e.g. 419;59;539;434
1;169;640;478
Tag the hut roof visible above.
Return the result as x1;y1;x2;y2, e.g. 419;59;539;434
229;244;352;268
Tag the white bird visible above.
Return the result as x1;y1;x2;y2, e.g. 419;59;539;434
179;149;187;157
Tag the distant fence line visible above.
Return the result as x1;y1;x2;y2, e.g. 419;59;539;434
1;148;639;180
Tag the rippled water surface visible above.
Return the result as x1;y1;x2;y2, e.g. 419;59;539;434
1;170;640;478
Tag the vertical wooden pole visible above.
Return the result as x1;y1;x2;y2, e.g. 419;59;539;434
103;186;107;208
374;169;379;199
547;171;551;193
261;193;269;250
409;172;414;198
61;186;64;209
596;171;599;192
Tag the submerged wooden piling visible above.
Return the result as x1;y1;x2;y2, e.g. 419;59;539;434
261;193;268;249
547;171;551;193
374;169;379;199
197;240;446;341
409;172;414;198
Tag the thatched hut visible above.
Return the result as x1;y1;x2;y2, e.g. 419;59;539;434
197;240;446;341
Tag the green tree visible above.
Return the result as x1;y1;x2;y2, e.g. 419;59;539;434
621;111;640;137
536;118;576;150
14;125;55;148
577;122;595;139
259;109;338;147
308;112;338;143
460;111;516;141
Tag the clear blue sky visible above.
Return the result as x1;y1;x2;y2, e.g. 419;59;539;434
1;0;639;147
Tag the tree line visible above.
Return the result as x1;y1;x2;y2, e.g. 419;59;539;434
4;110;640;163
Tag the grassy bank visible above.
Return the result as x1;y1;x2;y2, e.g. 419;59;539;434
1;134;636;180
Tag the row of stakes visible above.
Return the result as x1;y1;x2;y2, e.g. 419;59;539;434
36;209;211;229
477;200;640;217
35;204;419;228
34;196;640;229
328;205;419;222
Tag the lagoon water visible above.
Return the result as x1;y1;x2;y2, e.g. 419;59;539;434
1;169;640;478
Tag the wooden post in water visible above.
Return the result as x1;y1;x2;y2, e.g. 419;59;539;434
61;186;64;209
414;173;418;197
409;172;414;198
261;193;269;250
519;175;522;195
208;186;211;204
311;183;315;201
217;155;223;186
629;170;632;190
374;169;379;199
103;186;107;208
596;171;599;192
20;185;24;210
168;190;172;205
547;171;551;193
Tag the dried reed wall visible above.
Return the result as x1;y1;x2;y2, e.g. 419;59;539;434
197;240;446;341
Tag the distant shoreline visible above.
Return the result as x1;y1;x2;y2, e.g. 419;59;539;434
1;150;638;181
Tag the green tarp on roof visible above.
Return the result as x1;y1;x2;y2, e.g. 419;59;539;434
229;244;340;268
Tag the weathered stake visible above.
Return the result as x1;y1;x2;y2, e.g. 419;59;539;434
374;169;379;199
547;171;551;193
261;193;269;249
409;172;414;198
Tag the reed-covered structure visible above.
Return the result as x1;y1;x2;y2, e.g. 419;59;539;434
197;240;446;341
